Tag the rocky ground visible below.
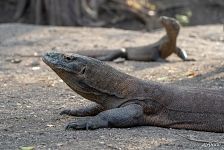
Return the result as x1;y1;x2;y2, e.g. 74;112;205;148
0;23;224;149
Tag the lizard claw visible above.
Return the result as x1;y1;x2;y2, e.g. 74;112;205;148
60;109;71;115
64;118;102;130
184;58;196;61
65;119;92;130
65;121;86;130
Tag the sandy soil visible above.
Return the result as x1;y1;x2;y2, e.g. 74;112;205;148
0;23;224;149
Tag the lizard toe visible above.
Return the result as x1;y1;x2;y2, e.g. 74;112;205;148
65;119;89;130
184;58;196;61
60;109;71;115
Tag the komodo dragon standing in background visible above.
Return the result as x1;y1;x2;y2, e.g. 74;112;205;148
76;16;194;61
43;52;224;132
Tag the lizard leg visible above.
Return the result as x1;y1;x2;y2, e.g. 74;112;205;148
155;57;168;62
60;103;104;116
65;104;144;130
97;49;127;61
175;47;195;61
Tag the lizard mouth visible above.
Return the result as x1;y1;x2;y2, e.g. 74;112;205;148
42;52;67;72
159;16;180;34
43;52;109;103
42;52;86;75
42;52;60;67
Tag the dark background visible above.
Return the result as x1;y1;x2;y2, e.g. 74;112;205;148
1;0;224;30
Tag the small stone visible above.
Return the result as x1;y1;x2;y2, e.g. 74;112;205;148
6;58;22;63
56;143;63;146
99;141;105;144
11;59;22;63
46;124;55;127
33;52;39;56
31;66;40;70
30;61;40;67
113;58;125;63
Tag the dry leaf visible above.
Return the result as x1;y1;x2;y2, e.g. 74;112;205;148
20;146;35;150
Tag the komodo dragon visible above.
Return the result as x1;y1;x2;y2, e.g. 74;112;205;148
43;52;224;132
76;16;194;61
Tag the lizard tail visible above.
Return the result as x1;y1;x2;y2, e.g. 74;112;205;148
75;49;126;61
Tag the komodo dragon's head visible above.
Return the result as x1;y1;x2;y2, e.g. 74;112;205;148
42;52;130;105
43;52;90;80
159;16;180;35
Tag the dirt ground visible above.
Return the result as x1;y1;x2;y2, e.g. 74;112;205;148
0;23;224;150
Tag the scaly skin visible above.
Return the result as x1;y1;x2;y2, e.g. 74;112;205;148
43;52;224;132
77;16;194;61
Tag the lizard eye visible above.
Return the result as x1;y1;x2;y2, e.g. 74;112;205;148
64;56;71;61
